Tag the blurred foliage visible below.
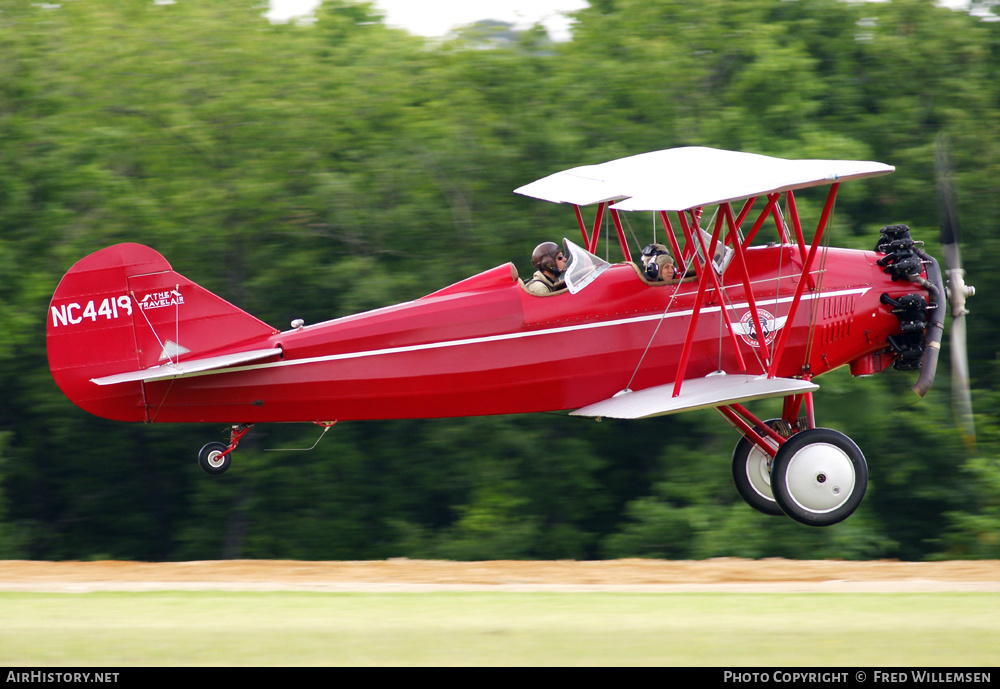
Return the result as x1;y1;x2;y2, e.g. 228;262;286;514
0;0;998;561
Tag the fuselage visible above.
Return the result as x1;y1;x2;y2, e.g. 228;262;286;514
136;244;916;424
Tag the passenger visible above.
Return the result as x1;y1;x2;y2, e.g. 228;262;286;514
640;243;677;281
525;242;568;295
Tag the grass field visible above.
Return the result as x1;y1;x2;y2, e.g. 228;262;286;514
2;591;998;666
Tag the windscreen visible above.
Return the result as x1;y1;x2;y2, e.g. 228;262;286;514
563;239;611;294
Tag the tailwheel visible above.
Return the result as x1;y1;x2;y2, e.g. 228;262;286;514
769;428;868;527
197;424;253;476
198;442;231;476
731;419;790;517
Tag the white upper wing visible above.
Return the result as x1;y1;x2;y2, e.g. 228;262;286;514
514;147;893;211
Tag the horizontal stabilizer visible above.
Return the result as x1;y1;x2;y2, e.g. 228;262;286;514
571;374;818;420
91;348;282;386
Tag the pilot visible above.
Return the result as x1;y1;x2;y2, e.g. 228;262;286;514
640;243;677;281
525;241;568;295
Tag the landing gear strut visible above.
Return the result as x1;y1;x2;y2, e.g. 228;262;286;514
197;424;253;476
731;419;789;517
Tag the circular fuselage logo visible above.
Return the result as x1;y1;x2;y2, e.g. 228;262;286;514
739;309;777;347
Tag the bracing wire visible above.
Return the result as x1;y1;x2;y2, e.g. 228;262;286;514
174;284;181;363
623;262;692;392
620;211;642;257
132;291;172;365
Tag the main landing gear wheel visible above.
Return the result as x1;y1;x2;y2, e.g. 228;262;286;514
198;442;232;476
769;428;867;527
731;421;785;517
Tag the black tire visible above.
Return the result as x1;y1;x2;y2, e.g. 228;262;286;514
731;422;785;516
770;428;867;527
198;442;232;476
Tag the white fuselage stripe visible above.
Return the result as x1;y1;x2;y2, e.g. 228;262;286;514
196;286;871;378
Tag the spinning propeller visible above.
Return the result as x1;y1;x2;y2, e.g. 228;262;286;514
934;133;976;448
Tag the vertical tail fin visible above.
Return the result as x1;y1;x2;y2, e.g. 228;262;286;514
47;244;277;422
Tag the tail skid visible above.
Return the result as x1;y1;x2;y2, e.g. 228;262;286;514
47;244;278;422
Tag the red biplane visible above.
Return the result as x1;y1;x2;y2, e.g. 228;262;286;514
47;147;973;526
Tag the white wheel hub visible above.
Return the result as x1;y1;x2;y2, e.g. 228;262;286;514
206;450;226;469
782;442;856;513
